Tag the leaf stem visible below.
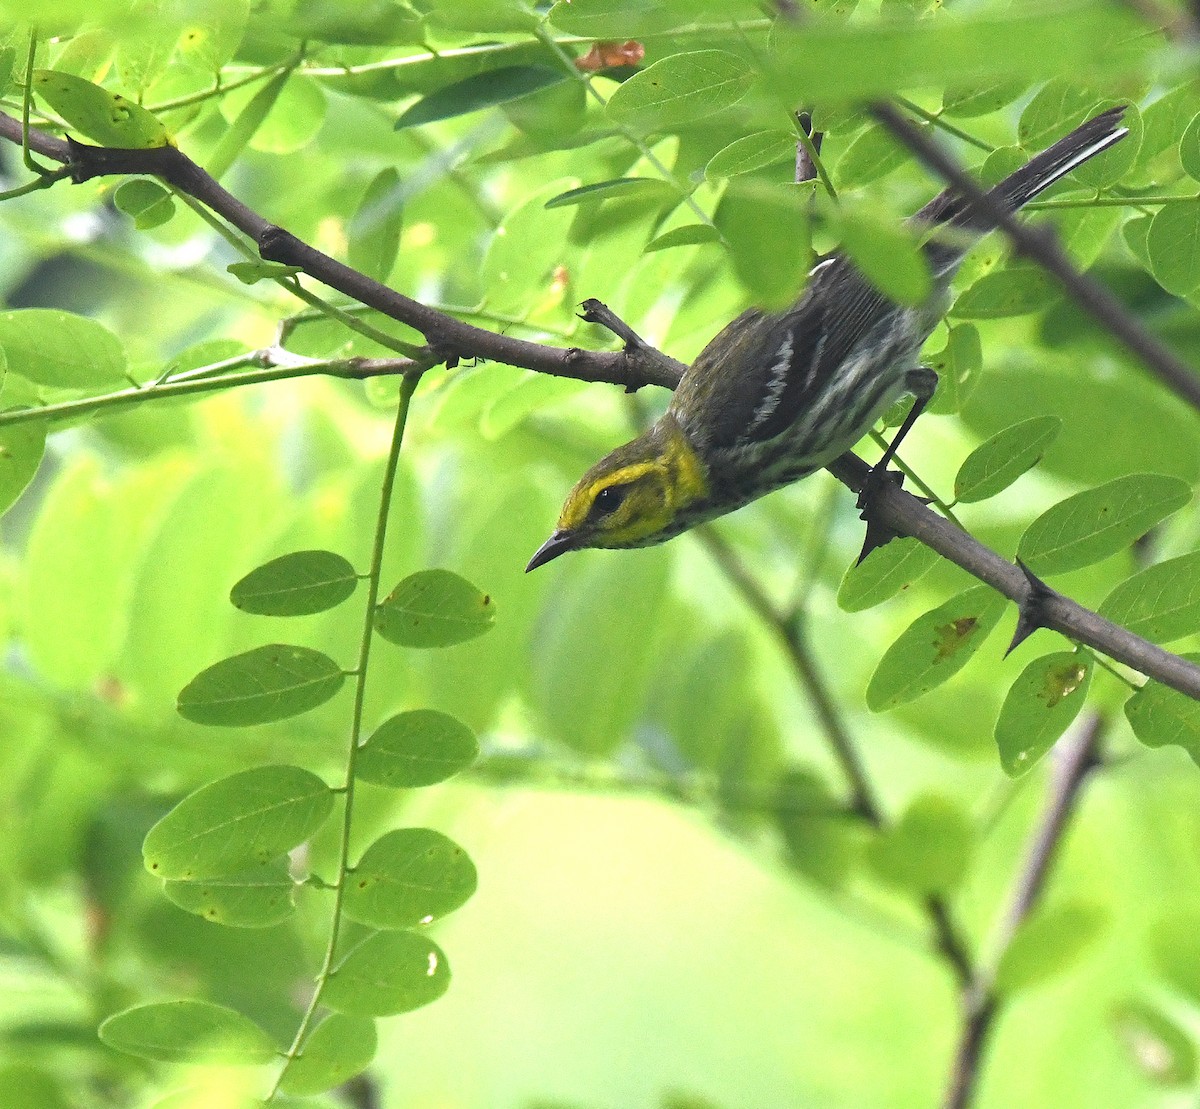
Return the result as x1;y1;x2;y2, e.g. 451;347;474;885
268;369;424;1099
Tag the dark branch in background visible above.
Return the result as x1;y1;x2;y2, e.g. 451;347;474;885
942;716;1105;1109
699;527;975;987
866;102;1200;413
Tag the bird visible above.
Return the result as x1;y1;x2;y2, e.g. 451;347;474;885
526;107;1129;572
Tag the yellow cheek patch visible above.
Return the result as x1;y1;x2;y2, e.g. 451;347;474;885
558;461;658;530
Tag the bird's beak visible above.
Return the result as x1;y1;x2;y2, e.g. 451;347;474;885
525;529;577;572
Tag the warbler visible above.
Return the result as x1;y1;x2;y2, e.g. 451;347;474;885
527;107;1128;572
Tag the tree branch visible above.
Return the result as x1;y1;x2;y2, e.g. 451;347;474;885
866;101;1200;414
2;112;1198;699
0;113;680;393
942;714;1105;1109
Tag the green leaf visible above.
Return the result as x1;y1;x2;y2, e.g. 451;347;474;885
705;130;796;182
927;323;981;415
864;794;974;897
143;765;334;880
866;585;1007;711
0;308;126;388
325;930;451;1016
1147;202;1200;298
374;569;495;648
396;65;565;129
835;124;908;190
715;178;811;309
164;861;296;928
838;207;931;305
941;80;1027;119
279;1014;377;1097
356;709;479;787
775;768;860;891
1125;659;1200;762
1099;552;1200;643
954;416;1062;503
113;179;175;229
33;69;170;147
1181;111;1200;183
230;550;359;616
344;828;477;929
644;224;722;253
543;177;678;209
1139;81;1200;168
1017;79;1100;150
548;0;743;36
605;50;755;132
0;1064;70;1109
1071;102;1141;189
1150;908;1200;1002
98;1001;277;1064
426;0;539;32
0;418;46;519
1113;1000;1198;1086
837;537;940;613
770;6;1143;104
994;901;1107;995
1016;474;1192;575
227;260;303;284
994;652;1092;777
348;167;404;283
177;644;345;725
950;267;1061;319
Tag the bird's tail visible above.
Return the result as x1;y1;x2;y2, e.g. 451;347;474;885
915;105;1128;234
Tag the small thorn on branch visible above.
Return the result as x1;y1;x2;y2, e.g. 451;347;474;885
1006;558;1057;657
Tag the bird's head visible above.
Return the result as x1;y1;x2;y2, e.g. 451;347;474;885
526;417;709;571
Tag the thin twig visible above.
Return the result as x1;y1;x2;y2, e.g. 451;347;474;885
942;715;1105;1109
696;526;975;987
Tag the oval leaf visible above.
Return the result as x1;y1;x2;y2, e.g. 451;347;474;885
866;585;1007;710
279;1014;377;1097
864;793;974;897
396;65;564;129
143;765;334;880
177;644;345;725
954;416;1062;503
705;129;796;181
99;1001;276;1064
348;167;404;283
1017;474;1192;575
644;224;722;253
1099;550;1200;643
230;550;359;616
325;930;450;1016
375;569;495;648
1113;999;1198;1086
1147;201;1200;297
835;124;908;189
164;861;296;928
0;308;126;388
344;828;477;929
1125;660;1200;763
837;537;940;613
0;419;46;518
950;266;1061;319
543;177;678;209
995;901;1107;995
606;50;754;131
994;651;1092;777
113;179;176;230
357;709;479;787
927;323;982;415
839;208;931;305
33;69;170;148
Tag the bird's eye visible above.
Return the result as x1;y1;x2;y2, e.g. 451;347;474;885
592;483;629;516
